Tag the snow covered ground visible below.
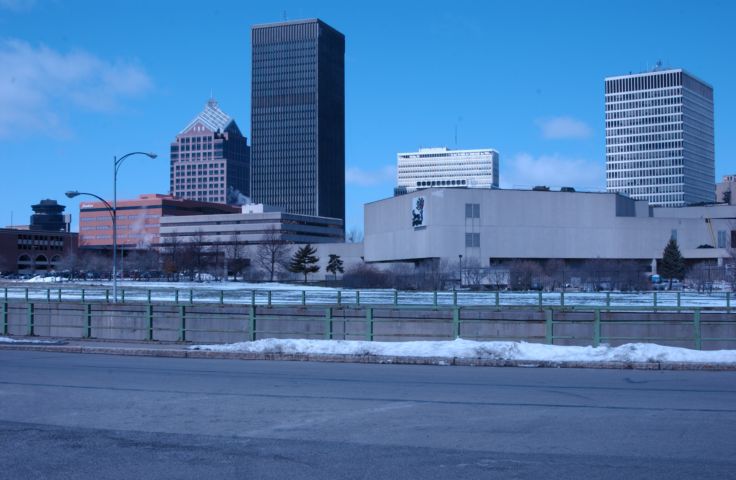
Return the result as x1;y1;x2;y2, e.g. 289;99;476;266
191;338;736;364
1;278;733;308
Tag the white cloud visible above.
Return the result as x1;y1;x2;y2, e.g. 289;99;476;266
501;153;604;190
346;164;396;187
0;0;35;11
537;116;592;139
0;39;153;138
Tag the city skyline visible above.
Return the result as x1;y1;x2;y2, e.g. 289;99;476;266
1;1;734;233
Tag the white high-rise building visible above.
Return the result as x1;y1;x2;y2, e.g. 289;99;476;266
605;67;715;207
396;147;499;194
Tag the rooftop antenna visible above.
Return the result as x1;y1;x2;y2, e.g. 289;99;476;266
454;116;463;148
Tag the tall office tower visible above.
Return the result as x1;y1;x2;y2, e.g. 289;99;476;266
250;19;345;223
605;67;714;207
396;147;499;194
170;99;250;205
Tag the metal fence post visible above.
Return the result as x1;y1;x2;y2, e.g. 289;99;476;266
84;303;92;338
121;289;126;303
337;290;342;306
81;288;85;303
105;289;109;303
538;291;543;310
393;290;398;306
248;306;256;341
560;291;565;308
453;289;458;306
593;309;601;347
267;290;272;307
175;289;179;304
677;291;681;308
46;289;50;303
653;291;657;312
58;288;62;302
146;304;154;341
495;290;500;307
251;290;256;307
606;292;611;311
356;290;360;306
727;292;731;313
27;302;34;336
147;290;152;304
2;302;7;335
693;309;702;350
301;290;306;306
189;289;193;305
324;307;333;340
220;290;224;305
365;307;374;341
179;305;186;342
3;287;7;302
433;291;438;308
452;307;461;339
24;288;28;302
545;309;553;344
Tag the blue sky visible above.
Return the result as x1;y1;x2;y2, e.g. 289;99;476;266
0;0;734;233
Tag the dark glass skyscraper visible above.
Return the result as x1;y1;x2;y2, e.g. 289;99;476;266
251;19;345;225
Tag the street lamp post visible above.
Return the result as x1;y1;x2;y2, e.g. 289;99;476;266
112;152;157;302
65;189;114;283
68;151;156;303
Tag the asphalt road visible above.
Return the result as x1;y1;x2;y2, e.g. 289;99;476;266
1;351;735;479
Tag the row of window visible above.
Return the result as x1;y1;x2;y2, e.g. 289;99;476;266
605;72;683;94
607;141;682;153
605;96;682;111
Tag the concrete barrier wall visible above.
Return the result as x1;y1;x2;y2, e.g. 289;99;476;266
3;300;736;349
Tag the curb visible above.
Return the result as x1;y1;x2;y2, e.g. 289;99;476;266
1;343;736;371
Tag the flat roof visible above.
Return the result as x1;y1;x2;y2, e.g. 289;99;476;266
364;187;625;206
251;18;344;37
605;68;712;89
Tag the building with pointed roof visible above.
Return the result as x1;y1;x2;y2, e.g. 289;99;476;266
170;99;250;204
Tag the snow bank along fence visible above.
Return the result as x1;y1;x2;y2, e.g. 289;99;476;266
2;297;736;350
1;284;735;309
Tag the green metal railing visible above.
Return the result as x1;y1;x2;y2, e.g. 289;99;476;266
2;299;735;351
1;285;734;312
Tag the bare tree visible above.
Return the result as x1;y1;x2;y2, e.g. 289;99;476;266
346;227;363;243
255;226;290;282
544;259;567;291
463;257;486;288
161;234;183;281
508;260;543;291
226;234;250;281
181;229;210;281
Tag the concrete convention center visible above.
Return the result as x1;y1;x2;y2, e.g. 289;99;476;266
361;187;734;275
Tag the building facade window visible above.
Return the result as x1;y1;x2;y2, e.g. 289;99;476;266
465;203;481;218
465;232;480;248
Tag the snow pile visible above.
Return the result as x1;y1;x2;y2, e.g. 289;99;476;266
27;276;63;283
0;336;63;344
191;338;736;364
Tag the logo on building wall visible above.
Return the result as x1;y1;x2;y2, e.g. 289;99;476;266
412;196;426;228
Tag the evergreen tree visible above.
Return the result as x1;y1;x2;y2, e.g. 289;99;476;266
326;254;344;280
660;238;685;289
289;244;320;283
